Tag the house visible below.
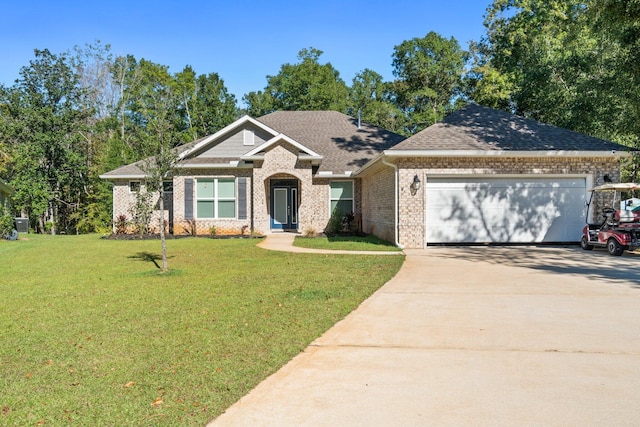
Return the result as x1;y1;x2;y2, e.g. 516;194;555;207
101;104;631;248
0;178;12;211
100;111;404;237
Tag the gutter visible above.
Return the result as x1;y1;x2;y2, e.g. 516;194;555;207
381;156;403;249
383;149;631;158
98;174;146;180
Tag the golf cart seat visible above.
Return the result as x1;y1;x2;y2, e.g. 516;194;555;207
616;209;640;223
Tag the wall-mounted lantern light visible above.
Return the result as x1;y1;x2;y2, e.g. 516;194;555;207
411;174;421;192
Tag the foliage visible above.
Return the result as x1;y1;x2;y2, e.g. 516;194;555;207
325;207;345;236
128;188;154;235
391;32;467;134
347;69;406;134
244;48;348;115
0;207;13;237
0;234;404;425
471;0;640;178
114;214;128;234
1;49;92;234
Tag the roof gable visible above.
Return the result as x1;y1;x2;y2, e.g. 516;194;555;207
101;111;406;179
257;111;405;172
390;104;628;152
179;115;279;160
243;133;322;158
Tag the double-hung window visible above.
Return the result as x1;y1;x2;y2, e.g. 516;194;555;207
196;178;236;219
330;181;354;214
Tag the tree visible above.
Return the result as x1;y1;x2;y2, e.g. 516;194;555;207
129;60;184;271
347;69;405;133
478;0;621;138
590;0;640;181
1;49;92;234
191;71;238;137
244;48;348;115
463;41;514;110
391;32;467;134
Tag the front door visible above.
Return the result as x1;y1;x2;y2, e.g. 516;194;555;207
270;180;298;230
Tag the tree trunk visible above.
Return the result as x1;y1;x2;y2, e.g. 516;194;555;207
159;192;168;272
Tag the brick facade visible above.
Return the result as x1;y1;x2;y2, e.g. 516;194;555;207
110;141;359;236
361;162;396;243
391;156;621;248
172;168;252;235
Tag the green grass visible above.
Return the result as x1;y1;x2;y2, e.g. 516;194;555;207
293;235;402;251
0;234;404;425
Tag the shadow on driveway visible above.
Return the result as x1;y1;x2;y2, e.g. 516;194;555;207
427;245;640;289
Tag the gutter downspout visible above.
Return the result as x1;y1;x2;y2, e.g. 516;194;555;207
381;156;403;249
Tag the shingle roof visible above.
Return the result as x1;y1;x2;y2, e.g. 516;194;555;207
390;104;628;152
102;112;406;178
257;111;405;172
100;137;206;178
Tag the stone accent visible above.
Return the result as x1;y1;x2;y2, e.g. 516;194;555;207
109;144;362;237
252;143;313;235
394;156;621;249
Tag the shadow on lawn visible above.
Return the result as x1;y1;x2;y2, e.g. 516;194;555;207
128;252;174;269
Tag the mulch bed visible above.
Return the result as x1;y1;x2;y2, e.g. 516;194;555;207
102;233;264;240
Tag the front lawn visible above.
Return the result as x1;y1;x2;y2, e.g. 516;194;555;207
0;235;403;425
293;235;402;251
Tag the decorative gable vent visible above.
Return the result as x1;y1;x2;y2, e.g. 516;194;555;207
243;129;255;146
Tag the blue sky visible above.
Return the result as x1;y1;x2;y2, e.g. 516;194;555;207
0;0;490;103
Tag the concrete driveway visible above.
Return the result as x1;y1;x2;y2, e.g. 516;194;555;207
209;246;640;426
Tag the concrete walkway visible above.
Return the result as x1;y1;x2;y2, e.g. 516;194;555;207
209;243;640;426
256;232;403;255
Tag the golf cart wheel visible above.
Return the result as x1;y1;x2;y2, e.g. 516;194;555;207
580;235;594;251
607;238;624;256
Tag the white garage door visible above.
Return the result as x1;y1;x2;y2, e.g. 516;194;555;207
425;176;587;244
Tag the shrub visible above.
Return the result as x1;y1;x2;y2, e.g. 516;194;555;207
0;208;14;237
128;190;153;235
326;208;344;236
114;214;128;234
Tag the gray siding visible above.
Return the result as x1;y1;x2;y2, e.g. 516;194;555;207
199;125;272;158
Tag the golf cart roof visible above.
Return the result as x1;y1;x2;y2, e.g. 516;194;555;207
589;182;640;192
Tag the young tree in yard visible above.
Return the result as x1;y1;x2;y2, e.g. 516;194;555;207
391;32;467;134
133;60;182;272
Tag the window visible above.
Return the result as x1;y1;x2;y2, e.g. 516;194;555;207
330;181;354;214
162;181;173;192
196;178;236;218
129;181;141;193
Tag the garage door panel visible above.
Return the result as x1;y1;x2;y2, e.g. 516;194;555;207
426;177;586;244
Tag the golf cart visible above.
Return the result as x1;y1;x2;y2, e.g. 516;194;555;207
581;182;640;256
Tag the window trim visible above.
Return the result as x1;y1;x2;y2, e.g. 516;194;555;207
195;177;237;219
329;180;354;214
129;180;141;193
